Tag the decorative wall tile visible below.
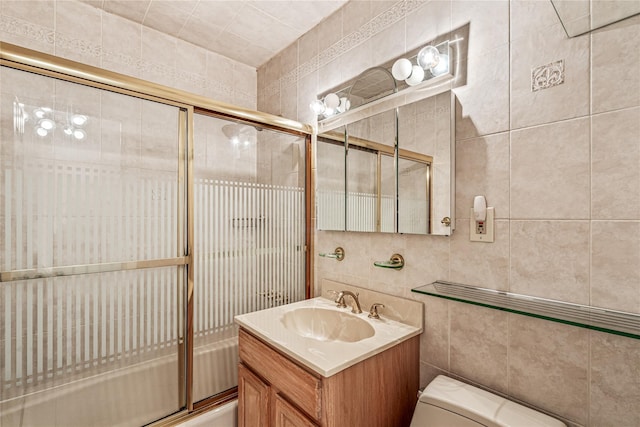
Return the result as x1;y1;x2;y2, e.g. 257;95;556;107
531;59;564;92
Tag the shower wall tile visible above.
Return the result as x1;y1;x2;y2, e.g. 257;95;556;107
101;12;142;78
591;15;640;114
510;118;590;220
591;221;640;314
338;39;372;86
510;23;590;130
0;0;55;54
508;315;589;425
141;26;177;88
455;132;510;220
450;220;509;291
510;221;590;304
454;44;510;140
403;233;450;287
589;332;640;427
55;0;103;67
317;7;342;54
450;302;508;394
591;107;640;220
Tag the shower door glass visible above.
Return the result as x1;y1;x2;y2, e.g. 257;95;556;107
0;66;186;426
192;113;306;403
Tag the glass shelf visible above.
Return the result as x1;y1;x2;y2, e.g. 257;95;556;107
412;281;640;340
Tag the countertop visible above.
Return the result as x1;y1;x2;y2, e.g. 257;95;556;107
234;296;422;377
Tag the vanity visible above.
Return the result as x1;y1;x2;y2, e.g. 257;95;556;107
235;282;423;427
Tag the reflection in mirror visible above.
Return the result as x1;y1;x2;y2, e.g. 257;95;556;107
398;158;430;234
398;91;453;235
346;146;378;232
316;128;346;231
551;0;640;37
347;109;397;233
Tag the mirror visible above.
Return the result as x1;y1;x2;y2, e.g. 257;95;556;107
551;0;640;37
314;40;456;236
316;90;454;235
316;127;346;231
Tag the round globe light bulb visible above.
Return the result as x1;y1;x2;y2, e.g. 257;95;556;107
405;65;425;86
36;127;48;137
324;93;340;109
392;58;413;80
71;114;87;126
310;99;326;115
430;53;450;76
39;118;55;130
337;97;351;113
417;46;440;70
73;129;86;140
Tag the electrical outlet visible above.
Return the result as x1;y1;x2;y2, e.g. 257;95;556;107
470;207;494;243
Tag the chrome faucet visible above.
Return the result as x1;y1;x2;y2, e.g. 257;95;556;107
335;290;362;314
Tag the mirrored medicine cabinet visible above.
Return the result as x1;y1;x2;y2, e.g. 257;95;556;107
315;43;456;236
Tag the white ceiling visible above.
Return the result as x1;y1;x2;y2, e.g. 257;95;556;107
85;0;348;68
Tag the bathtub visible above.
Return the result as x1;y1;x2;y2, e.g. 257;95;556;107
0;336;238;427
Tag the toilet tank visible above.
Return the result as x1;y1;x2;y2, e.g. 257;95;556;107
410;375;566;427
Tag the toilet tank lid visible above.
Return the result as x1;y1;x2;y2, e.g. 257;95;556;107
418;376;566;427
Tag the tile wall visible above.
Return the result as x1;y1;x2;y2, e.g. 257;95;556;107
0;0;257;109
257;1;640;426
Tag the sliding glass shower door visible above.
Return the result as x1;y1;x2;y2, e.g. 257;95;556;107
0;66;187;426
191;112;307;404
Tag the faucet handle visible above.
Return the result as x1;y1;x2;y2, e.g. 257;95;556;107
368;303;385;319
327;290;347;308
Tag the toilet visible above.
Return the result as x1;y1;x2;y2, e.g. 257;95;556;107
410;375;566;427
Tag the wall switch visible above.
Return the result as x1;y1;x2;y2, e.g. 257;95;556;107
470;207;494;242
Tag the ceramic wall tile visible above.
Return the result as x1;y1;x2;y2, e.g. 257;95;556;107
508;315;589;424
338;39;372;85
342;0;370;37
144;0;194;37
450;302;508;393
590;332;640;427
455;132;510;220
454;44;510;140
450;220;509;291
141;26;177;88
510;23;589;129
297;28;318;67
592;107;640;220
452;0;509;59
419;362;447;389
55;0;103;67
509;0;564;43
370;18;405;67
510;118;590;220
417;295;449;370
0;0;56;54
592;15;640;114
101;12;142;78
591;221;640;313
405;1;452;52
317;7;343;54
510;221;590;304
403;233;450;287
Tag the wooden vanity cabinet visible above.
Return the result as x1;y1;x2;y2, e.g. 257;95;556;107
238;328;419;427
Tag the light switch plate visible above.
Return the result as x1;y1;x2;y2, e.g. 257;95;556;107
469;207;494;243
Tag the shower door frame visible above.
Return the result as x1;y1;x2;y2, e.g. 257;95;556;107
0;41;313;422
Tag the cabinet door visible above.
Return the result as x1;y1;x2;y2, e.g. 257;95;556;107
274;393;318;427
238;363;270;427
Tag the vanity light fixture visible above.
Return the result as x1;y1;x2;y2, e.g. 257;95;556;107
310;93;351;118
392;42;451;86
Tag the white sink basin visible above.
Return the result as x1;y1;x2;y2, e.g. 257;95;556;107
281;307;375;342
